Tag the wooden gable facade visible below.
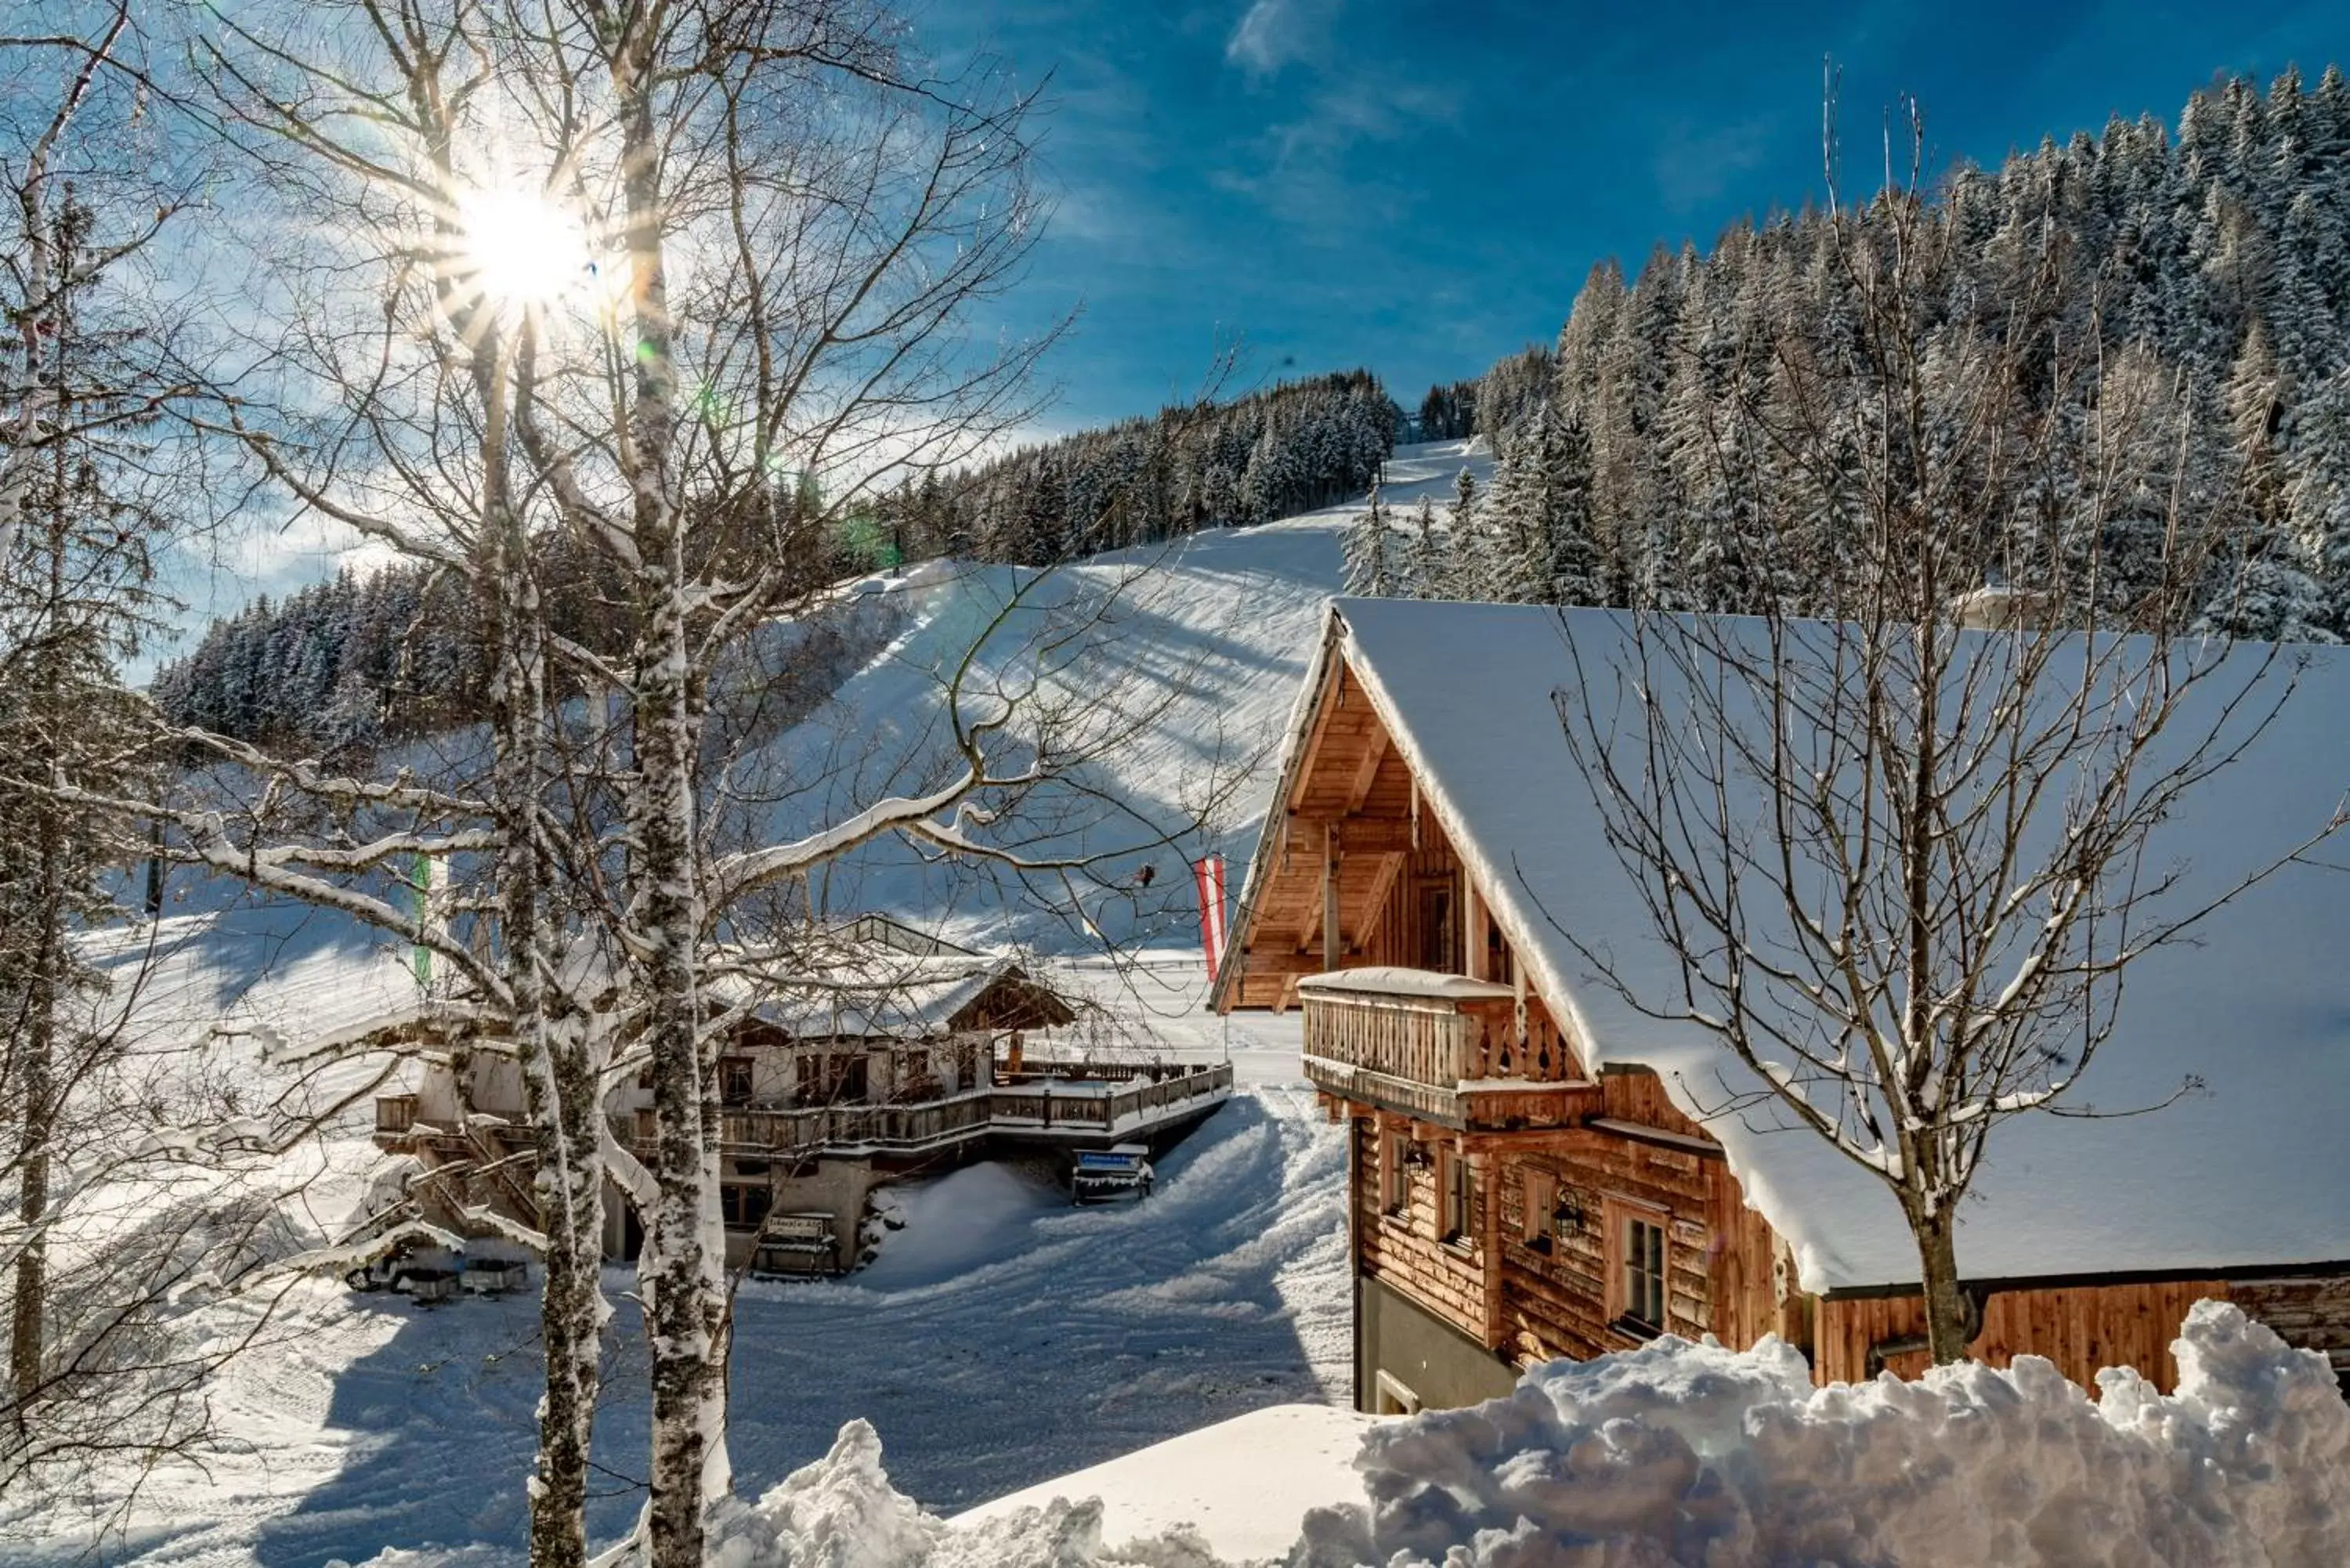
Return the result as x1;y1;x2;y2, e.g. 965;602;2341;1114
1215;615;2350;1413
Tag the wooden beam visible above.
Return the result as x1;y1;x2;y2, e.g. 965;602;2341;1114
1462;869;1486;981
1292;815;1414;853
1238;950;1325;979
1359;850;1407;956
1322;820;1341;971
1342;724;1391;816
1282;659;1352;818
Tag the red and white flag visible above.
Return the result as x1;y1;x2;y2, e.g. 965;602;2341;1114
1194;854;1228;978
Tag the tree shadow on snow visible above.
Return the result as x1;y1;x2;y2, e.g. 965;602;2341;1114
250;1093;1334;1561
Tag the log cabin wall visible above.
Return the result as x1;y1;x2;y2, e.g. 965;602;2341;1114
2229;1277;2350;1384
1816;1273;2350;1392
1491;1129;1724;1364
1813;1280;2229;1390
1354;1112;1492;1341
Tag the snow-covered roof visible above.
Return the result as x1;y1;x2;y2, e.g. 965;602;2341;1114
1321;598;2350;1293
707;943;1072;1039
1296;966;1516;1001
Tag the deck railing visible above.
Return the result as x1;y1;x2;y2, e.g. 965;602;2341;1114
700;1060;1234;1153
720;1090;998;1154
1303;993;1482;1085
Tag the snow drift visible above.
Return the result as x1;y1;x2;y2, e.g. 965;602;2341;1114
1298;1299;2350;1568
545;1301;2350;1568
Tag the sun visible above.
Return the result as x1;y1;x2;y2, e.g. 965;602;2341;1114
454;184;591;310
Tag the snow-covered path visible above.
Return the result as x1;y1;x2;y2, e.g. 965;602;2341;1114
16;1074;1343;1568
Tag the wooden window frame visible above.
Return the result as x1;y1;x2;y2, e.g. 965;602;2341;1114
718;1055;755;1107
719;1181;773;1231
1520;1168;1556;1252
1604;1196;1669;1335
1439;1145;1474;1249
1379;1127;1408;1217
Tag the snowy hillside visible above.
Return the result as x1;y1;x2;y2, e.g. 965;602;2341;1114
1;444;1488;1567
724;437;1492;956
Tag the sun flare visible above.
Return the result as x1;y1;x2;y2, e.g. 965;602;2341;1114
454;184;591;309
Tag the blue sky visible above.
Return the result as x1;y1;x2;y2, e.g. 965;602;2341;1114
927;0;2347;431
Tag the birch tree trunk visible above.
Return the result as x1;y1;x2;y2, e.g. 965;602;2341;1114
478;342;606;1568
610;28;732;1563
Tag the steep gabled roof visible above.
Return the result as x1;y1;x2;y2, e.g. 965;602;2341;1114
1234;598;2350;1293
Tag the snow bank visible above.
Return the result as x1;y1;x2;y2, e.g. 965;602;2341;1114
1296;1299;2350;1568
956;1405;1373;1562
328;1302;2349;1568
700;1421;1220;1568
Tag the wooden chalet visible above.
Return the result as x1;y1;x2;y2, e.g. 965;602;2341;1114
1214;598;2350;1413
376;927;1231;1275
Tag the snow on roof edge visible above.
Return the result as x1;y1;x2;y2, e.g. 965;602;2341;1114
1297;966;1516;1000
1209;598;1347;1011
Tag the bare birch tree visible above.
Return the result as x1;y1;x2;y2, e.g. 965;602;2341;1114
134;5;1242;1564
0;3;255;1498
1546;103;2346;1364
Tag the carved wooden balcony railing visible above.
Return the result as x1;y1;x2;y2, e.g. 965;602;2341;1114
1296;968;1592;1130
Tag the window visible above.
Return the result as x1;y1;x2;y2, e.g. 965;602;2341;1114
1373;1371;1422;1415
719;1182;773;1231
1521;1169;1555;1249
1415;881;1456;972
1379;1130;1408;1216
1606;1201;1668;1332
1440;1147;1474;1246
798;1052;870;1106
718;1057;754;1106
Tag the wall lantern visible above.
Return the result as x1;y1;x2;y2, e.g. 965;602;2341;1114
1552;1194;1585;1235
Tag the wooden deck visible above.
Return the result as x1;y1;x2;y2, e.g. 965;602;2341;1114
378;1060;1236;1160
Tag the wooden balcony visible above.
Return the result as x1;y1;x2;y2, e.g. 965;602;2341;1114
443;1062;1235;1165
613;1060;1242;1157
375;1094;419;1135
1297;967;1592;1131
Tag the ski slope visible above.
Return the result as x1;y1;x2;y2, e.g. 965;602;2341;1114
736;438;1491;955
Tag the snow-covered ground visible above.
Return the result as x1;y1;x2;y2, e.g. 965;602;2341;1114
4;446;1506;1563
9;1071;1343;1566
952;1404;1375;1561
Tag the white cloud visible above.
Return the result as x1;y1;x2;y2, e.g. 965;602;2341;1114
1224;0;1340;78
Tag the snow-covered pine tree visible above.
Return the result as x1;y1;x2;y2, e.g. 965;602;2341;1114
1472;399;1600;605
2291;374;2350;634
1409;494;1445;599
1342;484;1402;597
2195;542;2337;641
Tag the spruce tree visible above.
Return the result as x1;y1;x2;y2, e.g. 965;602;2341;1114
1410;494;1445;600
1342;484;1401;598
